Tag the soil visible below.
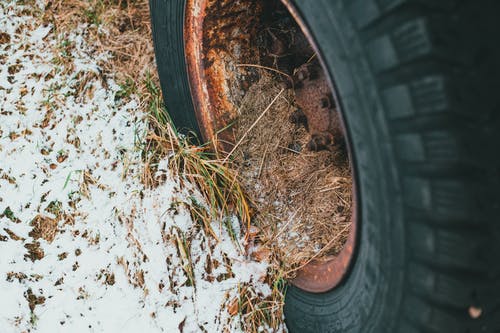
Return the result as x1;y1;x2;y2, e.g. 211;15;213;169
233;73;352;268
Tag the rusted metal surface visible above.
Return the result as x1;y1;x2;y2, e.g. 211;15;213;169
184;0;358;293
184;0;262;149
291;184;357;293
291;59;344;152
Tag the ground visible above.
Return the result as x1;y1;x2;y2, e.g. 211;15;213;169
0;1;283;332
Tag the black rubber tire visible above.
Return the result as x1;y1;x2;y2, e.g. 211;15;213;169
150;0;500;332
149;0;201;136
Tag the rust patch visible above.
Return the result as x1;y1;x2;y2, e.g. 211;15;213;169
291;59;344;152
185;0;262;149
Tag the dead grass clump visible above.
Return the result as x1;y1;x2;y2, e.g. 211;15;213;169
227;280;285;332
4;228;25;241
24;288;46;312
0;32;11;44
233;73;352;274
28;215;59;243
24;241;45;261
144;114;251;241
6;272;28;283
43;0;157;104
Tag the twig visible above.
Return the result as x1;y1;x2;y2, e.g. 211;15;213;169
257;145;269;178
236;64;291;80
317;186;341;194
273;211;298;240
277;145;300;154
223;88;285;163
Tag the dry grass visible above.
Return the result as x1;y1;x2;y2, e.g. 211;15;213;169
29;215;59;243
144;115;251;243
42;0;156;103
40;1;286;331
40;0;254;242
233;73;353;276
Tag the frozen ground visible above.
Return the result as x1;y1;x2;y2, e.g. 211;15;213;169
0;1;274;332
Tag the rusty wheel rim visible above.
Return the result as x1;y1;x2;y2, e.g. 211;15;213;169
184;0;358;293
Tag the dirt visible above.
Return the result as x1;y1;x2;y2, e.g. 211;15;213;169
233;73;352;269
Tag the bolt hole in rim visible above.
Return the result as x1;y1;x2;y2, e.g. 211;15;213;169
184;0;359;293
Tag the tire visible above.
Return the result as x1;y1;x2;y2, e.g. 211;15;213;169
149;1;500;332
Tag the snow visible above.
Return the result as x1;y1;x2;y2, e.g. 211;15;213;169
0;2;276;332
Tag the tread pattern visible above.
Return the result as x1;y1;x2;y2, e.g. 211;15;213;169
285;1;500;332
366;18;432;73
372;1;500;331
382;75;450;119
